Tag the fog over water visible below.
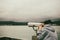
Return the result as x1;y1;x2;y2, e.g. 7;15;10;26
0;0;60;40
0;0;60;22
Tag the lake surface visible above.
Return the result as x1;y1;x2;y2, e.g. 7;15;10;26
0;26;60;40
53;26;60;40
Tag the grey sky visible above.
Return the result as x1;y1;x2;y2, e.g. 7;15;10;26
0;0;60;22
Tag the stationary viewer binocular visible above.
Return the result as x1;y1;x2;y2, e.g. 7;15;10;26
28;22;43;27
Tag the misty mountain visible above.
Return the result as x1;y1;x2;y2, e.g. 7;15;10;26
0;18;60;25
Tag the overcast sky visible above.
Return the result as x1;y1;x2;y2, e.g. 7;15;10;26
0;0;60;22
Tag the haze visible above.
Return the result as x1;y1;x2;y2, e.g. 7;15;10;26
0;0;60;22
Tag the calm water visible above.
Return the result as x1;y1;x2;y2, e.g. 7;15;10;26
0;26;35;40
0;26;60;40
53;26;60;40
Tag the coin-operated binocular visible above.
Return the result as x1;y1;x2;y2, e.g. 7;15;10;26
28;22;43;33
28;22;42;27
28;22;43;40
